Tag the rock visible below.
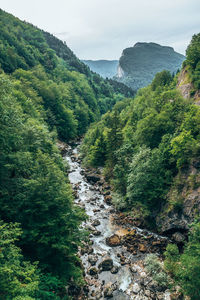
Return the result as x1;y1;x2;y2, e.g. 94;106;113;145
144;290;151;297
100;204;105;208
104;195;112;205
111;266;119;274
85;173;101;183
93;230;101;236
80;245;93;255
88;255;98;266
92;220;101;227
104;287;113;298
83;285;89;295
103;282;117;298
104;190;111;196
85;225;95;232
139;243;147;253
140;272;147;278
157;292;165;299
134;296;148;300
93;209;100;213
88;267;98;276
98;257;113;271
172;232;185;243
130;265;137;273
132;283;141;294
106;234;121;247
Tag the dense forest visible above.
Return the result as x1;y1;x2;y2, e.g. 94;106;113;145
82;33;200;299
0;9;134;300
0;6;200;300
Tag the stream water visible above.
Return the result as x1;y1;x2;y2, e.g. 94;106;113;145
65;144;170;300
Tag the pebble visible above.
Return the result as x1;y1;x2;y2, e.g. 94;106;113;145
132;283;141;294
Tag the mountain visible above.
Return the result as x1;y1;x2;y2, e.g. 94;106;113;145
115;42;185;90
82;59;118;78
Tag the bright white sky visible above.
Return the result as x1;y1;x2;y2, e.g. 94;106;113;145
0;0;199;59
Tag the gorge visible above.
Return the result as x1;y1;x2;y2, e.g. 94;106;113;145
64;142;171;299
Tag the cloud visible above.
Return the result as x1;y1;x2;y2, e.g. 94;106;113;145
0;0;199;59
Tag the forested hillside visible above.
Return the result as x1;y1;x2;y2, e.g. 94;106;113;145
0;8;134;299
82;33;200;299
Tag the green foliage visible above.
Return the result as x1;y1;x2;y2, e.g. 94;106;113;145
164;222;200;300
0;221;39;300
186;33;200;91
186;33;200;69
127;147;171;209
145;254;169;288
151;70;173;90
164;244;179;274
0;74;85;297
170;130;199;168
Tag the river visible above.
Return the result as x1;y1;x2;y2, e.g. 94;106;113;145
65;143;171;300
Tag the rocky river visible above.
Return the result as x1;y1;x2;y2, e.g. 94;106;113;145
64;143;172;300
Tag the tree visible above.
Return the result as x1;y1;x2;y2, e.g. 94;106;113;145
186;33;200;69
127;147;169;209
151;70;173;91
0;221;39;300
164;222;200;300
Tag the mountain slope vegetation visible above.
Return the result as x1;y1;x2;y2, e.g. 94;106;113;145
0;8;135;299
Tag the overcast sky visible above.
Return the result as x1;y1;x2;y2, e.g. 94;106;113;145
0;0;199;60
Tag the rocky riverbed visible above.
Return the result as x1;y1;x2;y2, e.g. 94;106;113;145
63;142;173;300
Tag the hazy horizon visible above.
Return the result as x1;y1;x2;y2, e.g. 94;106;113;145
0;0;199;60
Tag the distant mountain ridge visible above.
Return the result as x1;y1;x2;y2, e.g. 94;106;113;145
82;43;185;91
82;59;118;78
116;42;185;90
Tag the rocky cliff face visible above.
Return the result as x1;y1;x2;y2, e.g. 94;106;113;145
177;67;200;103
156;160;200;239
116;42;185;90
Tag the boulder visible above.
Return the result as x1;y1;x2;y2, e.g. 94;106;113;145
98;257;113;271
88;255;98;266
106;234;121;247
85;173;101;183
111;266;119;274
93;230;101;236
92;220;101;227
139;243;147;253
88;267;98;276
103;282;117;298
130;264;137;273
104;195;112;205
132;283;141;294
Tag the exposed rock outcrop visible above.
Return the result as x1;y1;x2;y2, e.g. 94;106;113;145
157;161;200;235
